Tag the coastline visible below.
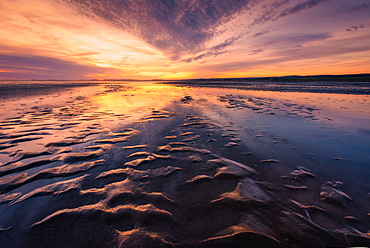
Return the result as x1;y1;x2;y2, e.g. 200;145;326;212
162;80;370;94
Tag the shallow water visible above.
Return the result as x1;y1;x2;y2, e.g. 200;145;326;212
0;81;369;247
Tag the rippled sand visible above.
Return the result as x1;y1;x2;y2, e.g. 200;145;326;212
0;81;369;247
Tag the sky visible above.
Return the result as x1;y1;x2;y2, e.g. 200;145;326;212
0;0;369;80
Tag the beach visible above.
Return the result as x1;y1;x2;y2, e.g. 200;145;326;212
0;80;369;247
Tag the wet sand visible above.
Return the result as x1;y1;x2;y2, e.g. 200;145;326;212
0;81;369;247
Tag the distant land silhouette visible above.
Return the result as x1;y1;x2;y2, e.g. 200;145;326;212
1;73;369;82
171;73;370;82
163;74;370;94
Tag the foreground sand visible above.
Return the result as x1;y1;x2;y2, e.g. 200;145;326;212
0;81;369;247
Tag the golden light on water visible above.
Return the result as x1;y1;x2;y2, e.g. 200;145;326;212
92;84;185;115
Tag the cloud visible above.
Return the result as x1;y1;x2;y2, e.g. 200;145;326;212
182;51;228;63
249;49;264;55
292;33;331;43
278;0;327;18
181;36;239;63
0;0;173;79
0;54;112;79
345;24;366;31
199;31;370;74
253;30;270;37
336;3;370;15
60;0;252;56
247;0;291;27
69;52;101;57
247;0;328;30
261;33;331;48
210;36;241;51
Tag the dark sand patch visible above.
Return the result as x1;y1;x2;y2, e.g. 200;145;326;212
320;181;352;208
0;158;58;177
0;160;104;194
12;175;89;204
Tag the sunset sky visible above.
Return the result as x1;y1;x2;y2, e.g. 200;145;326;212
1;0;369;80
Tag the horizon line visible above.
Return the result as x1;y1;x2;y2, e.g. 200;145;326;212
1;73;370;82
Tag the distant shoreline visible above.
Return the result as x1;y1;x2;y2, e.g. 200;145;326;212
1;73;369;82
166;73;370;83
163;80;370;95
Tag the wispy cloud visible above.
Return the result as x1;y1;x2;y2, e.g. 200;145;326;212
278;0;327;18
182;36;240;63
345;24;366;31
60;0;252;56
247;0;291;27
197;31;370;77
0;0;175;79
182;51;228;63
0;54;109;79
336;2;370;15
253;30;271;37
249;49;264;55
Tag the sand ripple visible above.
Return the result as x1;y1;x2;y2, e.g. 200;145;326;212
0;86;369;247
